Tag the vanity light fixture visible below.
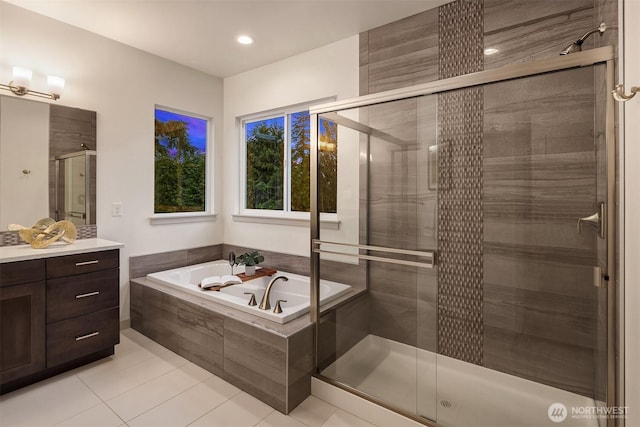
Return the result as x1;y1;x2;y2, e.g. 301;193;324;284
236;35;254;45
0;66;65;100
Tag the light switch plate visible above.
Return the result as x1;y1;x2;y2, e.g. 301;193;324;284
111;202;123;217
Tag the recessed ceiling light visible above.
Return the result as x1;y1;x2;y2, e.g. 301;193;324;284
236;35;254;45
484;47;499;55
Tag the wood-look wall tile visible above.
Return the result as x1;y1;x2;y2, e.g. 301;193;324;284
223;244;309;277
369;290;416;347
130;282;143;331
186;245;224;265
594;0;618;48
483;251;595;298
484;6;594;70
223;317;287;413
287;325;313;412
141;286;178;352
484;152;596;220
484;218;596;251
368;263;418;299
483;68;595;159
336;293;370;358
129;250;188;279
417;268;438;352
484;324;594;397
484;283;595;349
319;259;366;290
484;0;592;34
317;311;337;371
177;299;224;376
366;10;439;93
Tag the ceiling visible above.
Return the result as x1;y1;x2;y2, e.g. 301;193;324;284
5;0;448;78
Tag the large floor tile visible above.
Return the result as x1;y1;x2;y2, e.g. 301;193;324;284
321;409;377;427
75;336;160;382
189;392;274;427
128;375;241;427
256;410;307;427
290;396;338;427
80;354;180;401
0;375;101;427
53;403;124;427
122;328;175;355
106;363;212;421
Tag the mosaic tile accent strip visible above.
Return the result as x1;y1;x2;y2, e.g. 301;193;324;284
438;0;484;80
0;224;98;247
437;0;484;365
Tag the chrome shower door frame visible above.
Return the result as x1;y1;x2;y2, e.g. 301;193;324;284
309;45;618;424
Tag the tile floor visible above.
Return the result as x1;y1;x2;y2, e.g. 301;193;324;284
0;329;375;427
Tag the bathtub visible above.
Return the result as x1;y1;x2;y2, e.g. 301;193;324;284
146;260;351;323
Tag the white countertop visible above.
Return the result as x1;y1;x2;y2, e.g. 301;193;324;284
0;238;124;263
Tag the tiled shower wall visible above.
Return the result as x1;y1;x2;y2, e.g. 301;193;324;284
358;0;617;399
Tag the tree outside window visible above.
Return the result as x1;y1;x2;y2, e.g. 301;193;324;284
154;107;209;214
244;109;336;214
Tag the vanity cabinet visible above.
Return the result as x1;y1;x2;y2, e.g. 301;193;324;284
0;259;46;385
45;250;120;367
0;247;120;394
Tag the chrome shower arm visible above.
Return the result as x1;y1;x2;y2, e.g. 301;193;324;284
577;22;607;45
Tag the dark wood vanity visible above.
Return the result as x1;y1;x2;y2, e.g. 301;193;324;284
0;241;121;394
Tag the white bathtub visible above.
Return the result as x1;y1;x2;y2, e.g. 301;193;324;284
146;260;351;323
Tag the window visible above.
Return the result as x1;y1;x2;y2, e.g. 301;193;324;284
243;107;337;214
154;107;210;214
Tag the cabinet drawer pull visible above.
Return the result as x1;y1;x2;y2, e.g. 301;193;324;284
75;291;100;299
75;260;99;267
75;331;100;341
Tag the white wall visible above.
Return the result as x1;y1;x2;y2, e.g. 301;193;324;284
623;0;640;422
222;36;359;256
0;2;225;321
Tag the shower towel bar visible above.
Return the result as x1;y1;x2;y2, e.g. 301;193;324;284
312;239;435;269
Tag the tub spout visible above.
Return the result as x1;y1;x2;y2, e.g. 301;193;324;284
259;275;288;310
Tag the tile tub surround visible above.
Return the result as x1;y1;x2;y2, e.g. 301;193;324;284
130;276;315;414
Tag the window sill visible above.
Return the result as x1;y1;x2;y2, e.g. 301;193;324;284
150;212;218;225
232;213;340;230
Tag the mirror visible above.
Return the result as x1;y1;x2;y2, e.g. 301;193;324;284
0;95;96;230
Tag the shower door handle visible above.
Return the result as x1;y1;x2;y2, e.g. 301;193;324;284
577;202;606;238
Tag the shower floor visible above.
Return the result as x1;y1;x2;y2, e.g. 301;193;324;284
321;334;600;427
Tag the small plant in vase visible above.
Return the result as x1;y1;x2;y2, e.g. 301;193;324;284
235;250;264;276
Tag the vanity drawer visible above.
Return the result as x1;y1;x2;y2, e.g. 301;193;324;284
0;259;45;287
46;307;119;368
46;269;119;323
46;250;119;279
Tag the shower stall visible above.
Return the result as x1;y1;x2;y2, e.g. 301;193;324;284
310;46;617;426
54;150;96;226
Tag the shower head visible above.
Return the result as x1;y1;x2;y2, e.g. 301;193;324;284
560;22;606;55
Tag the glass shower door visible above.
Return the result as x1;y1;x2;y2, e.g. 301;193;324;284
434;64;610;427
314;96;439;422
312;58;614;427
